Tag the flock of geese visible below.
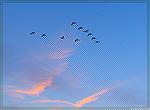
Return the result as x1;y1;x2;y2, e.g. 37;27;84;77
30;21;100;44
70;21;100;43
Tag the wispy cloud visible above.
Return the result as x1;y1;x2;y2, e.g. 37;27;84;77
32;88;109;107
74;88;109;107
33;100;76;106
15;78;53;96
31;48;73;61
50;63;67;77
3;85;24;100
32;82;122;107
14;63;67;96
48;48;72;60
74;81;123;107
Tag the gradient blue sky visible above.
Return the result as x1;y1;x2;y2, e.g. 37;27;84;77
3;3;147;107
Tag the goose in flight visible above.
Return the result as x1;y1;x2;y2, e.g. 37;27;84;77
61;36;64;40
41;34;46;37
78;27;83;30
75;39;79;42
83;30;89;33
30;32;35;35
92;37;96;40
71;22;76;25
95;41;100;43
87;33;92;36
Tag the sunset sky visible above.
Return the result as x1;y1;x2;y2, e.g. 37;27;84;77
3;3;147;107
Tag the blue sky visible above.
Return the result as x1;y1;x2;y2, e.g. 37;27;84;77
3;3;147;107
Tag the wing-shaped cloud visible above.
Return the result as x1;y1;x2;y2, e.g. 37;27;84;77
32;82;122;107
32;88;109;107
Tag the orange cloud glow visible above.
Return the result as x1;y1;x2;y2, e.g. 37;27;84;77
15;77;53;96
32;85;112;107
15;63;67;96
75;88;109;107
32;82;124;107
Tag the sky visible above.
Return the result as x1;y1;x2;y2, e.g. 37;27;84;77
3;3;147;108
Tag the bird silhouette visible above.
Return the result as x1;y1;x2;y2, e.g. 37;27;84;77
61;36;64;40
30;32;35;35
87;33;92;36
71;22;76;25
95;41;100;43
41;34;46;37
92;37;96;40
78;27;83;30
75;39;79;42
83;30;89;33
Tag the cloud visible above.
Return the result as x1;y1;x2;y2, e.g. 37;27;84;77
14;63;67;96
50;63;67;77
3;85;24;100
20;48;73;63
47;48;72;60
32;88;109;107
15;78;53;96
10;92;25;100
74;88;109;107
32;100;76;107
32;82;122;107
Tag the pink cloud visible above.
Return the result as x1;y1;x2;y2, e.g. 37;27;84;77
28;48;73;62
33;100;76;107
3;85;24;100
48;48;72;60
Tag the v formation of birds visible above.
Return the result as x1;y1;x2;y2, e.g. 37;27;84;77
30;21;100;44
